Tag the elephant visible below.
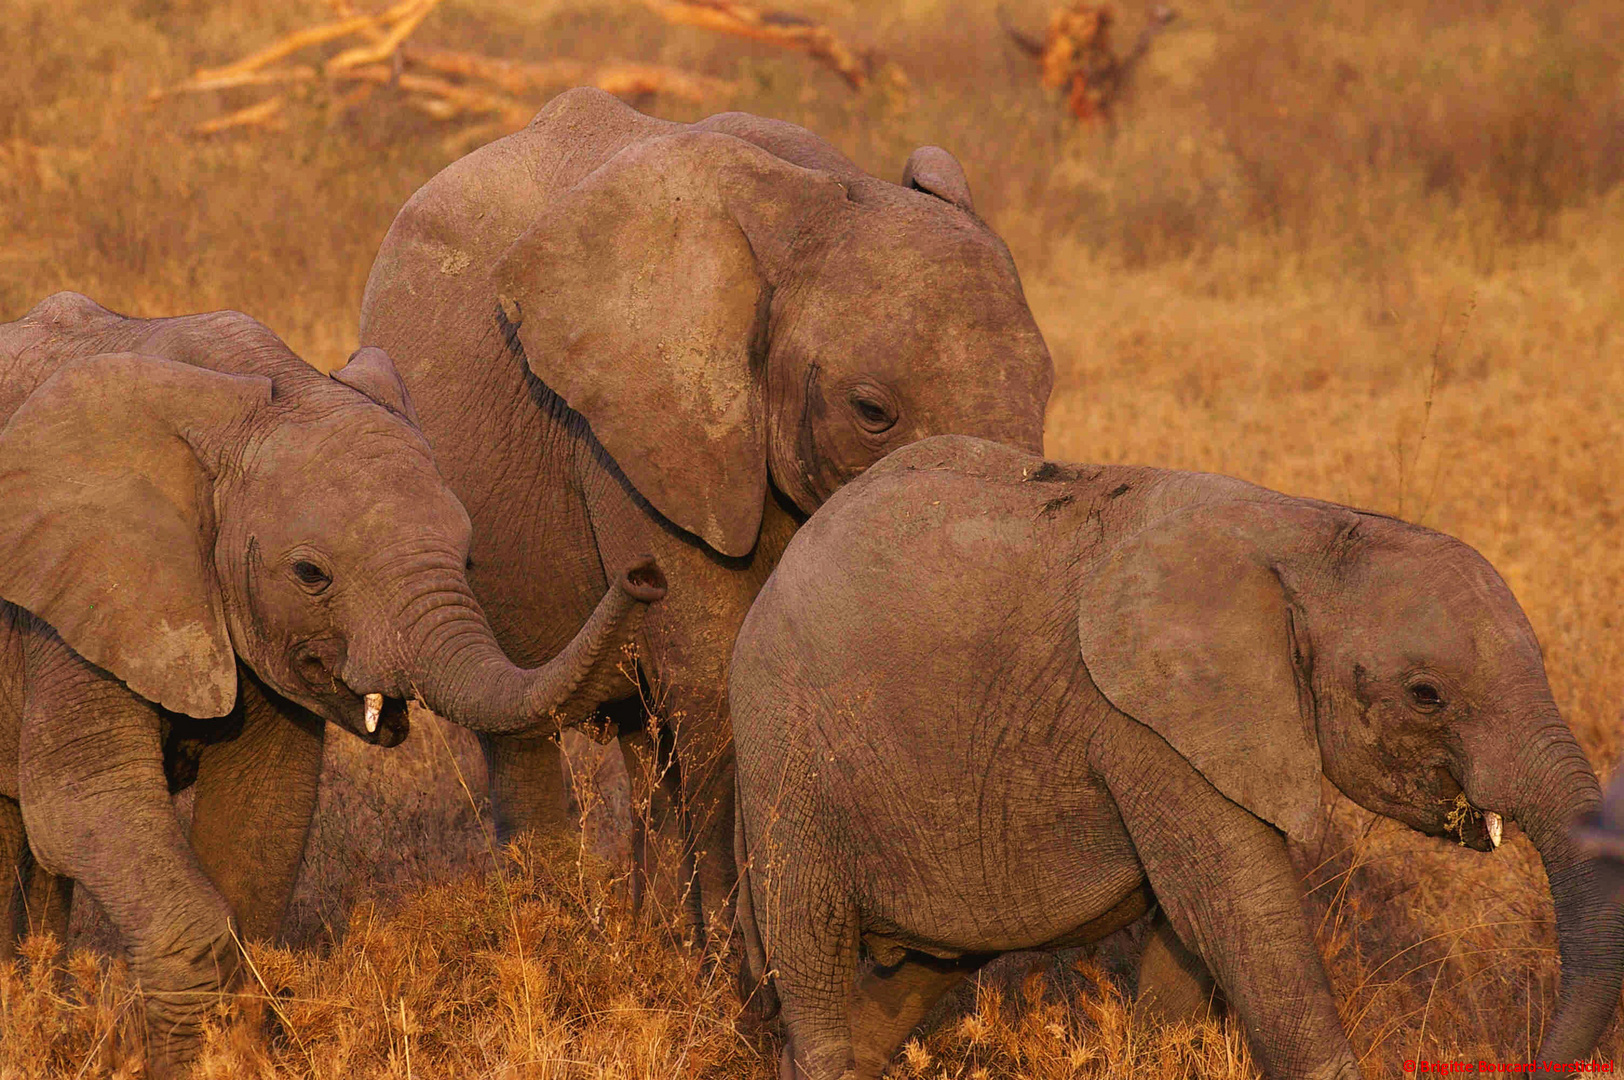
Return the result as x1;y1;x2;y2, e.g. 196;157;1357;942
1576;769;1624;899
358;87;1054;937
730;434;1624;1080
0;292;665;1075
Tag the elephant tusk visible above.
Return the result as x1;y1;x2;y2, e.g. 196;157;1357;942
1484;810;1503;850
364;693;383;734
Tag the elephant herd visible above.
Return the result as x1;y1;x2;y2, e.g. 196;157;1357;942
0;87;1619;1079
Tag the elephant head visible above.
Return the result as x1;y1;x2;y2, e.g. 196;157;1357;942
1077;499;1623;1059
490;100;1053;557
0;324;664;743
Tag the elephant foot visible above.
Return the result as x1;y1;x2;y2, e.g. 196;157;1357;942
137;924;247;1075
778;1044;857;1080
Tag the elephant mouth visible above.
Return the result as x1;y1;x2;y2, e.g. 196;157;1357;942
340;686;411;748
1444;792;1504;853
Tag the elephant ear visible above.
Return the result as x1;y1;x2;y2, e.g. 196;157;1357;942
0;353;272;718
492;129;848;558
901;146;975;213
1076;501;1327;840
332;346;419;426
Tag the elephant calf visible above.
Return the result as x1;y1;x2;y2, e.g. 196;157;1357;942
0;293;665;1076
731;435;1623;1080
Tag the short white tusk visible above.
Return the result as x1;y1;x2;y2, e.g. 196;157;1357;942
364;693;383;734
1484;811;1503;850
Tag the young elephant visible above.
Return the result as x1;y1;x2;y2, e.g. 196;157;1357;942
731;435;1623;1080
0;293;665;1075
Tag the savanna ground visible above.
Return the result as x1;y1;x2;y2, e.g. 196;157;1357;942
2;0;1622;1075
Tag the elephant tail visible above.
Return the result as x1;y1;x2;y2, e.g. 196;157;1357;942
734;780;780;1024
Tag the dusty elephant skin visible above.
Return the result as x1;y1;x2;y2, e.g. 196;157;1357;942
731;435;1624;1080
358;88;1054;935
0;292;665;1076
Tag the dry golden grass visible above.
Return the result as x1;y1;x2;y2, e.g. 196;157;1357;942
2;0;1621;1076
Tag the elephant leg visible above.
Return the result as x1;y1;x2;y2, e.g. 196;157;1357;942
0;796;26;960
744;812;860;1080
20;641;240;1077
849;954;975;1079
619;718;690;924
481;731;570;844
0;797;69;963
666;702;738;951
187;669;325;943
1098;719;1360;1080
770;892;860;1080
16;823;72;953
1136;905;1224;1025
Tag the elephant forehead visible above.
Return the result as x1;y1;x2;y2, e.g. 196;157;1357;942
240;423;464;528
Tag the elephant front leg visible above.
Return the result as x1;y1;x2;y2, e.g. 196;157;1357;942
20;642;241;1076
187;668;325;942
1098;720;1362;1080
668;701;740;951
619;716;691;922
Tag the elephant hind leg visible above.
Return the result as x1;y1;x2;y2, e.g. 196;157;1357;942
849;953;978;1079
1135;906;1225;1026
760;878;861;1080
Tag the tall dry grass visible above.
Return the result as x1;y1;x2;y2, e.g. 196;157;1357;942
2;0;1622;1076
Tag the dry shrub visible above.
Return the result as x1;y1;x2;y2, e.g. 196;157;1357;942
894;959;1255;1079
3;837;768;1079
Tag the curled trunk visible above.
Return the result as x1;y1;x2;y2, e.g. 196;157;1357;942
405;556;666;735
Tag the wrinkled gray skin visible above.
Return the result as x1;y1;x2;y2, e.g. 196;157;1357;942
359;88;1053;935
732;435;1623;1080
0;293;665;1076
1576;770;1624;900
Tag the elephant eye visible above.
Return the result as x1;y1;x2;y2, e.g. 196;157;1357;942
849;393;897;434
1408;682;1444;711
292;560;333;593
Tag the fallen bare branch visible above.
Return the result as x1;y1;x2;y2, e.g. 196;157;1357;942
645;0;885;91
325;0;443;75
151;0;736;138
193;0;420;82
191;96;288;136
150;66;319;102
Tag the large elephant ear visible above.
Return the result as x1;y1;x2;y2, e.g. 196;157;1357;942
0;353;272;718
492;129;848;558
1076;501;1327;840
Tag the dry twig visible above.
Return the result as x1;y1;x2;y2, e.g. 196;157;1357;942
645;0;898;92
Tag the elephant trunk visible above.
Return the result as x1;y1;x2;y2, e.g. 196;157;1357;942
1502;714;1624;1061
400;557;666;735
